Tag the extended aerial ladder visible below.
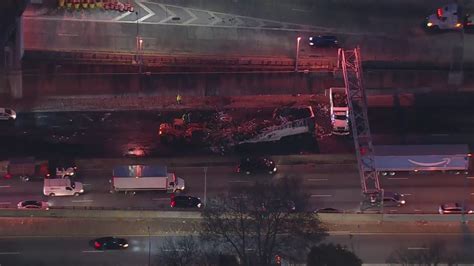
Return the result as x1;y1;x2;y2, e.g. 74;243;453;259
339;48;382;211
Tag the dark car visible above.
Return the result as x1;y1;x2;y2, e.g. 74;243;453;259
92;237;129;250
382;192;406;207
237;157;277;175
439;202;473;214
170;195;202;208
314;207;343;214
308;35;339;48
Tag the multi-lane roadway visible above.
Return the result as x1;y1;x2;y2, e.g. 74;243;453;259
1;160;473;214
0;233;472;265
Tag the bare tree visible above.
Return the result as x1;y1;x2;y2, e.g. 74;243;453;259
201;177;327;266
386;240;466;266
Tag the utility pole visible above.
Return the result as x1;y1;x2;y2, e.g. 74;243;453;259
204;167;208;205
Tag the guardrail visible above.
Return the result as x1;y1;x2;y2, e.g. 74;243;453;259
24;49;337;72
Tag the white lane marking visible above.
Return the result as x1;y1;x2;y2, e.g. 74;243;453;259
152;198;169;201
403;193;412;196
183;7;198;25
0;252;21;255
0;185;11;188
467;176;474;179
0;202;11;205
57;33;79;37
158;4;177;23
292;8;311;13
71;200;94;203
387;177;409;180
307;178;328;181
83;183;92;186
311;194;332;197
414;209;422;212
82;250;104;253
470;193;474;196
389;209;398;212
228;180;252;183
407;247;428;250
137;1;155;22
113;10;134;21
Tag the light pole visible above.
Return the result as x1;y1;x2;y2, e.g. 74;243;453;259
204;167;207;205
295;36;301;72
148;225;151;266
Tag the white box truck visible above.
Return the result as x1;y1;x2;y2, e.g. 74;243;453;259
329;87;350;135
43;178;84;196
111;165;185;193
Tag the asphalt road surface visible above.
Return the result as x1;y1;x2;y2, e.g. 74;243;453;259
1;161;473;214
0;233;473;265
23;0;473;65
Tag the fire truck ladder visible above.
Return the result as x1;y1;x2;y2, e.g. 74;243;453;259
340;48;382;211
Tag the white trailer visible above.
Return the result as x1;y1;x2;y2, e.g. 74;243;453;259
111;165;185;193
329;87;350;135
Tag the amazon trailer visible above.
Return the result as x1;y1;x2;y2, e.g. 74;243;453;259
374;145;470;176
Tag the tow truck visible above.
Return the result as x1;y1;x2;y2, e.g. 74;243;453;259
424;3;472;32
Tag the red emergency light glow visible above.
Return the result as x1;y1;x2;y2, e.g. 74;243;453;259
437;8;443;18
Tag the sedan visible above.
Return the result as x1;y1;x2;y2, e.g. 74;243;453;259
17;200;49;210
308;35;339;48
439;203;473;214
0;108;16;121
237;157;277;175
93;237;129;250
170;195;202;208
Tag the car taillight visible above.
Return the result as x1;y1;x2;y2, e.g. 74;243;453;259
94;242;101;248
236;167;240;173
171;201;176;207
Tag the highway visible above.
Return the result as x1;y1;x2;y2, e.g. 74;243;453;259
0;233;472;265
22;0;469;65
1;161;473;214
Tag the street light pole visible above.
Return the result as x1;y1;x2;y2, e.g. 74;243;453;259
148;225;151;266
295;36;301;72
204;167;207;205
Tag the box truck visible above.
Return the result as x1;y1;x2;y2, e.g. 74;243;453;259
111;165;185;193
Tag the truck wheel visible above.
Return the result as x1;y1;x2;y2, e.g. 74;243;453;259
49;193;55;197
174;189;182;194
74;192;80;196
245;171;251;175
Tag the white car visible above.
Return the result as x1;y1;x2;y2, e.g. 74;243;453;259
0;108;16;121
17;200;49;210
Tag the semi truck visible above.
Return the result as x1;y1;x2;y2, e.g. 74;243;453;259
329;87;350;135
7;158;77;181
424;3;472;32
373;144;470;175
111;165;185;193
7;158;49;182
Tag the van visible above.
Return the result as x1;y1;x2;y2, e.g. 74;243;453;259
43;178;84;196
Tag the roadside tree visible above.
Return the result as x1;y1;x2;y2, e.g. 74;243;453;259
200;177;327;266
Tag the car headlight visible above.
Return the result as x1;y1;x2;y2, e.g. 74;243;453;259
122;243;129;247
197;203;202;208
427;22;433;27
309;37;313;40
79;189;84;193
400;200;406;205
273;167;277;172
